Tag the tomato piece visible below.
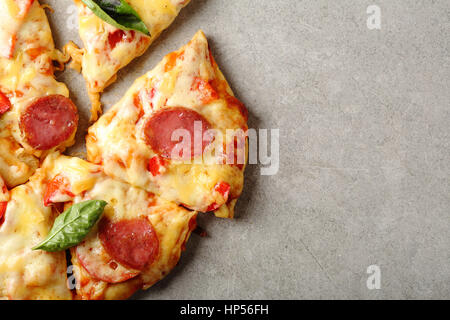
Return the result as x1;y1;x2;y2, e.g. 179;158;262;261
191;77;219;104
206;202;220;212
0;202;7;225
148;87;156;100
43;175;75;207
205;182;231;212
0;92;12;115
133;93;145;122
215;181;230;198
108;30;135;50
164;51;184;72
147;155;167;177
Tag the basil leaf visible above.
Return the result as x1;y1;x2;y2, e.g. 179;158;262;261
32;200;107;252
81;0;150;36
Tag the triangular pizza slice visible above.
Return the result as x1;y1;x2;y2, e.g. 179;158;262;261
87;31;248;218
0;0;79;188
37;152;197;300
66;0;191;120
0;171;72;300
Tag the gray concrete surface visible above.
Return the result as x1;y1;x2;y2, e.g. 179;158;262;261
46;0;449;299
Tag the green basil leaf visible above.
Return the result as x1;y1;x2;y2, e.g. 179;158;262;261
81;0;150;36
32;200;107;252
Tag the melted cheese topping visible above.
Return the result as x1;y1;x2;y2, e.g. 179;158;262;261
87;31;247;217
71;0;191;119
129;0;177;27
0;177;71;300
0;0;28;58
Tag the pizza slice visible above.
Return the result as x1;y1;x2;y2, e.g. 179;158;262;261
86;30;248;218
66;0;191;120
39;153;197;300
0;0;79;188
0;171;72;300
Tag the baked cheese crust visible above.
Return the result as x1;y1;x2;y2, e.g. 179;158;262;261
86;31;248;218
68;0;191;120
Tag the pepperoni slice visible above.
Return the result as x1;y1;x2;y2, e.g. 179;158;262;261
144;107;212;159
0;92;11;115
99;218;159;270
20;95;78;150
76;235;140;284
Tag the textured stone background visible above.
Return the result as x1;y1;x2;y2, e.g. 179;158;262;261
46;0;449;299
